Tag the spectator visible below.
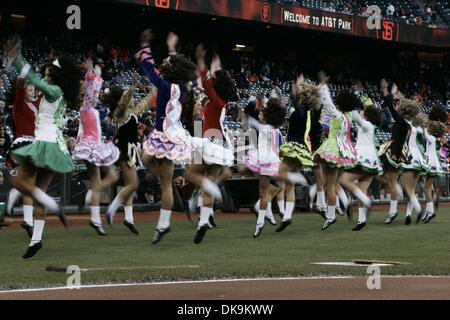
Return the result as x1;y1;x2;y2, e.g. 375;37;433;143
386;3;395;19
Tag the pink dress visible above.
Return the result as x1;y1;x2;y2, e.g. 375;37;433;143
72;71;120;166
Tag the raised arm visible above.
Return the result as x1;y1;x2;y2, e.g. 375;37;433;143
134;29;168;90
319;84;340;117
351;110;372;131
13;55;61;102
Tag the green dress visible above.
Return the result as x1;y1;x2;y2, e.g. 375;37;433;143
314;112;358;169
11;56;75;173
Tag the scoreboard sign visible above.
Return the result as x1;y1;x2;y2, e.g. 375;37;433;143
123;0;449;48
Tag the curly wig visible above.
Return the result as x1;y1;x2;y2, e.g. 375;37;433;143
428;105;448;123
363;105;382;127
159;54;197;85
262;98;286;128
412;113;428;127
294;82;321;111
334;90;362;112
397;98;422;122
47;56;82;109
212;69;238;102
427;121;445;138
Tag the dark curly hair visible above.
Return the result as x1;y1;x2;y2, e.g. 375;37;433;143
428;105;447;123
334;91;362;113
212;70;238;102
363;105;382;127
100;85;124;114
262;98;286;128
159;54;197;85
46;56;82;109
428;121;445;138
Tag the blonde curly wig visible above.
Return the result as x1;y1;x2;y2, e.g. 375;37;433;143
397;98;422;122
294;82;321;111
427;121;445;138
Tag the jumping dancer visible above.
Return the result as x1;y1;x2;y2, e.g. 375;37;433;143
135;30;196;244
103;72;151;235
6;77;40;238
240;93;292;238
276;74;318;232
4;37;81;258
72;59;120;236
339;104;383;231
422;120;445;223
314;90;369;230
184;45;236;244
378;82;411;224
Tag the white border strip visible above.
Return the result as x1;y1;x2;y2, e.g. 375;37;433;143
2;276;450;294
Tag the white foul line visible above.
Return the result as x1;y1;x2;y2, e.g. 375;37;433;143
2;276;450;294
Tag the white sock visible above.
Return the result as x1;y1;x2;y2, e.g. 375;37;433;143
317;191;326;208
309;184;317;203
209;207;215;217
410;196;422;214
277;200;285;215
266;202;272;216
90;206;101;225
7;188;22;214
23;205;34;226
30;220;45;246
337;188;349;209
85;189;93;206
287;172;308;186
198;194;203;208
254;199;260;213
353;188;371;208
335;198;340;209
157;209;171;230
284;202;295;221
406;201;413;217
124;206;134;223
389;200;398;215
257;210;266;226
107;195;123;218
358;207;367;223
32;188;58;212
327;205;336;221
426;202;434;213
199;207;210;228
201;179;222;201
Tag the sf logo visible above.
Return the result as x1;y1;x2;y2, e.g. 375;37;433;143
151;0;179;9
66;5;81;30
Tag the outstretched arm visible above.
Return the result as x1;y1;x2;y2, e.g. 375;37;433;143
351;110;372;131
13;56;61;102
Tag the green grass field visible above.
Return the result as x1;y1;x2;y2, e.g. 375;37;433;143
0;210;449;290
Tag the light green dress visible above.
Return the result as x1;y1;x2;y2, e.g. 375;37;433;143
12;56;74;173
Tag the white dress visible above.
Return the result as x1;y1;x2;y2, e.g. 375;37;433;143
352;111;383;175
424;129;444;176
404;122;429;173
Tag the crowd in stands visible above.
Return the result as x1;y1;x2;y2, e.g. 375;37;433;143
268;0;448;28
0;35;449;203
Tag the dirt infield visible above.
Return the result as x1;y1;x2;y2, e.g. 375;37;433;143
1;277;450;300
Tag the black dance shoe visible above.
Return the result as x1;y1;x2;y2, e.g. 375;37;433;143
194;224;210;244
405;216;412;225
152;228;171;244
90;222;106;236
275;219;292;233
321;219;337;231
352;222;367;231
123;220;139;235
253;224;264;238
21;222;34;239
22;242;43;259
385;213;398;225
